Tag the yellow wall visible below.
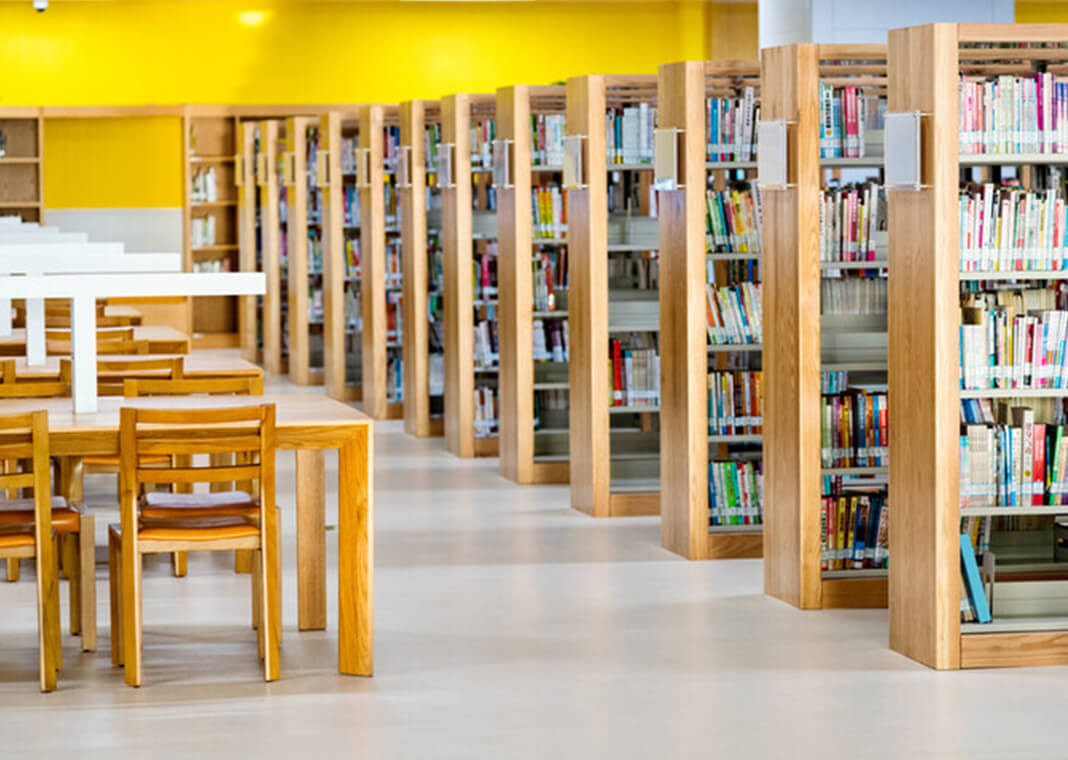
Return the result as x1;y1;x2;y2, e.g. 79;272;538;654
1016;2;1068;21
44;117;182;208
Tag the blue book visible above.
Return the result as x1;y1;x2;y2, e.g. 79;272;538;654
960;534;992;623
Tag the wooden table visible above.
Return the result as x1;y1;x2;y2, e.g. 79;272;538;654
0;325;191;356
10;353;261;380
7;393;374;676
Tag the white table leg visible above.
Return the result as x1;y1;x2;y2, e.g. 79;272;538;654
70;296;98;414
0;275;11;337
25;297;45;366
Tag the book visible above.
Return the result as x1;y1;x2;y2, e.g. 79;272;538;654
609;338;658;408
474;385;499;438
705;282;762;345
706;185;762;254
709;460;763;526
705;89;760;163
532;113;566;167
820;184;884;263
532;185;567;239
960;534;992;623
821;492;888;570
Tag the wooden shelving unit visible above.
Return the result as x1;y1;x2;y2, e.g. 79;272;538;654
399;99;445;437
496;84;568;484
321;109;363;404
888;23;1068;669
0;108;44;224
282;115;326;386
183;108;239;344
565;74;662;517
762;43;890;608
441;93;499;457
657;60;763;559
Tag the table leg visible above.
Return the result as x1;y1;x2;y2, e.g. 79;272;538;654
26;297;46;366
296;449;326;631
70;296;98;413
338;427;373;676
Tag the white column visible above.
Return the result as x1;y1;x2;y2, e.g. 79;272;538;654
25;296;46;366
0;275;11;336
70;295;98;414
759;0;813;49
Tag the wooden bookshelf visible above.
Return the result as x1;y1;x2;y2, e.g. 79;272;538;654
321;109;363;403
0;108;44;224
888;23;1068;669
657;60;763;559
761;43;889;608
237;120;259;363
441;93;499;458
183;108;239;344
496;84;568;484
282;115;326;386
565;75;660;517
399;99;445;437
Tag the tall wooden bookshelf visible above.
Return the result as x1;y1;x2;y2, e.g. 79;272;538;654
762;44;890;608
282;115;325;386
237;120;259;363
399;99;445;437
496;84;570;484
183;108;239;344
441;93;499;458
565;75;660;517
0;108;44;224
657;60;764;559
322;109;363;403
889;23;1068;669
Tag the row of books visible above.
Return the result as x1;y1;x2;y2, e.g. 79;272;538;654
386;293;402;344
533;185;567;239
606;104;656;165
959;73;1068;156
474;253;497;302
344;185;360;227
706;89;759;163
383;125;401;173
708;371;762;436
821;387;889;468
384;182;400;229
471;119;496;170
308;286;323;323
345;238;361;279
709;460;763;526
533;319;569;363
819;84;873;159
959;305;1068;390
425;124;441;173
474;316;499;370
705;283;762;345
533;250;567;312
387;356;403;403
822;370;850;394
474;385;499;438
959;185;1068;272
820;277;887;315
609;339;660;408
190;167;220;204
344;284;361;333
960;406;1068;509
190;216;217;249
706;257;759;289
821;184;884;263
533;389;568;430
706;187;761;254
820;493;889;570
309;233;323;275
386;240;402;290
532;114;565;167
192;259;230;273
341;137;357;175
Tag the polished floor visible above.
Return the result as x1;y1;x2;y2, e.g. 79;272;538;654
0;374;1064;758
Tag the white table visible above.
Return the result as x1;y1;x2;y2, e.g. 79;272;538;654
0;272;265;412
0;244;182;362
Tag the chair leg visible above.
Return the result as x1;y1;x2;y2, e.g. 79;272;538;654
252;549;263;655
108;528;122;667
65;534;80;636
234;549;253;574
37;537;60;692
6;557;18;582
263;506;280;682
121;534;142;687
79;513;96;652
171;552;187;577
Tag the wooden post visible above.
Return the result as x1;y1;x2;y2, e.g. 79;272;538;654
237;121;258;363
260;120;283;376
286;117;311;385
359;105;388;420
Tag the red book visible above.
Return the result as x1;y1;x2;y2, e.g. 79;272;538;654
611;340;623;406
1034;423;1046;505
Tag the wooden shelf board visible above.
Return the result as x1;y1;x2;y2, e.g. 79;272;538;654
607;163;654;172
962;617;1068;635
191;200;238;208
708;434;762;443
532;382;569;390
961;153;1068;166
821;260;888;270
607;243;657;253
708;252;761;261
190;155;236;163
532;165;563;173
0;201;41;208
822;568;887;579
708;524;763;535
533;237;569;247
532;310;568;318
0;157;40;165
706;160;757;170
960;269;1068;281
609;477;659;493
821;466;888;476
822;362;887;372
819;157;884;168
960;388;1068;399
708;343;761;353
961;505;1068;517
609;405;660;414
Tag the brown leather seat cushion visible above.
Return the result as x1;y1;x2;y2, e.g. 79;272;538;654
141;491;260;521
139;523;261;543
0;533;34;550
0;496;80;533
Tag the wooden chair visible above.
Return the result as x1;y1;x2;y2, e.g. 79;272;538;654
0;410;62;691
109;403;280;685
45;328;148;356
59;356;185;397
0;360;69;398
13;299;107;329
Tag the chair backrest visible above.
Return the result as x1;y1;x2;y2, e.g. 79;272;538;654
46;327;146;356
0;410;52;533
122;376;263;397
59;356;185;396
13;300;106;328
119;404;276;535
0;360;69;398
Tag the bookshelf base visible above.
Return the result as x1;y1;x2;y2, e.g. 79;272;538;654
290;367;325;387
608;491;659;517
704;530;762;560
821;577;888;609
428;418;444;437
473;436;499;458
960;631;1068;669
527;460;569;484
386;402;404;420
192;331;240;350
328;384;362;404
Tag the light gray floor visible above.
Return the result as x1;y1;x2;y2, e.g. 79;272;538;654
0;375;1065;758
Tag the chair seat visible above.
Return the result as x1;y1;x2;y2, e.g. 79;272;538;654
138;523;262;543
0;496;80;534
141;490;260;520
84;454;170;467
0;532;34;550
